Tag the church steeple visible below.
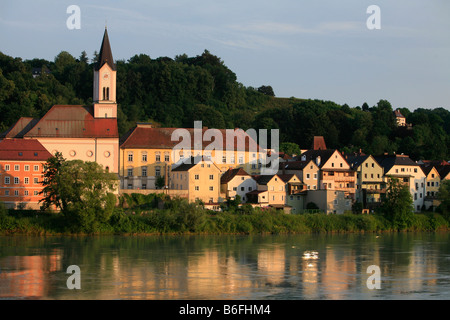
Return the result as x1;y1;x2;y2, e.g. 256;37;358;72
95;27;116;71
93;28;117;118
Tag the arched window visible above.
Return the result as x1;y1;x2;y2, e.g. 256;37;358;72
102;87;110;100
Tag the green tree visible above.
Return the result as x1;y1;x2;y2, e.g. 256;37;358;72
382;177;414;230
40;153;118;232
280;142;301;156
437;180;450;220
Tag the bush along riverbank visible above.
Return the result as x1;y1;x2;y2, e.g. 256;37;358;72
0;197;449;236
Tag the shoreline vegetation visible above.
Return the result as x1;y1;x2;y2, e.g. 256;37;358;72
1;193;449;236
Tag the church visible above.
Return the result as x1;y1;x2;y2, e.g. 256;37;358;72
0;29;119;175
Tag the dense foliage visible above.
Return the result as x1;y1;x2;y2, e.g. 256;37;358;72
0;194;448;235
40;153;118;232
1;50;449;159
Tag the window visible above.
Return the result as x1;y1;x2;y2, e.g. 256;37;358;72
142;184;147;190
332;163;334;167
340;163;343;168
209;175;214;180
239;156;244;164
24;190;29;196
24;165;30;171
142;167;147;177
209;186;214;191
4;177;10;184
14;165;19;171
414;168;418;173
34;177;39;184
306;174;310;179
233;187;237;191
34;165;39;171
127;168;133;177
313;173;317;179
241;187;245;191
34;191;39;196
24;177;29;184
372;163;375;168
195;174;199;180
127;184;132;189
14;177;19;184
156;154;161;162
222;156;226;164
128;152;133;162
142;153;147;162
165;153;170;162
195;186;199;191
155;166;161;177
5;164;10;171
248;187;253;191
5;190;9;196
14;190;19;196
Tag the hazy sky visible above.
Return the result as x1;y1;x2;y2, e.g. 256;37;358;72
1;0;449;110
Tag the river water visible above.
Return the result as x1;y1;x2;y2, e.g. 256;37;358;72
0;232;449;300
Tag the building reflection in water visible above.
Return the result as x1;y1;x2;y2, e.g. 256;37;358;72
0;235;444;299
0;250;62;299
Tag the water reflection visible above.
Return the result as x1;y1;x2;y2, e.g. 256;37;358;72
0;233;449;300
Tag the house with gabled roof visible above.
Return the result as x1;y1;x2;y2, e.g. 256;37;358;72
298;149;356;200
279;160;319;191
248;174;287;209
220;167;256;203
375;154;426;212
420;164;442;211
170;156;222;207
0;139;53;209
278;174;307;213
346;154;386;208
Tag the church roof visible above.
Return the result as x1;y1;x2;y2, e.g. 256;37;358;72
0;117;39;139
22;105;118;138
95;28;116;71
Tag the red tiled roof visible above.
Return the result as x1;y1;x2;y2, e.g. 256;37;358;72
120;126;263;152
23;105;118;138
312;136;327;150
0;139;53;161
0;117;39;139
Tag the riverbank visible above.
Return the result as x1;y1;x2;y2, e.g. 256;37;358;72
1;207;448;236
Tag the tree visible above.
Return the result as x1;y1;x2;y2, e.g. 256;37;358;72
155;176;166;189
381;177;414;230
437;180;450;220
257;85;275;96
280;142;301;156
40;153;118;232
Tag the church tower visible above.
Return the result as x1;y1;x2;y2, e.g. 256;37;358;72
93;28;117;118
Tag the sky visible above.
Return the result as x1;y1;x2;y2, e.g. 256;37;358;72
1;0;449;111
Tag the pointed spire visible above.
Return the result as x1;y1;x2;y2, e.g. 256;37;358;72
95;28;116;71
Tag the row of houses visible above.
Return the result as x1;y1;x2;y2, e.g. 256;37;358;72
0;29;448;214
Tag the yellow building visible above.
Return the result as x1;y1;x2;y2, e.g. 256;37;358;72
119;124;265;190
170;156;222;206
299;149;356;200
421;165;441;211
279;160;320;191
347;154;386;208
247;174;287;208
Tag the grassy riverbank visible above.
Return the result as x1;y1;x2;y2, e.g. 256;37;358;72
1;204;449;236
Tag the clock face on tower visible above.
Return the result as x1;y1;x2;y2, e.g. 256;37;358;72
103;73;109;80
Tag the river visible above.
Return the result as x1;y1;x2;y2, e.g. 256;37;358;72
0;232;449;300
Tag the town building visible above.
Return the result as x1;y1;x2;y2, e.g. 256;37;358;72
306;190;352;214
220;168;256;203
247;174;287;209
420;165;442;211
346;154;386;208
298;149;356;200
0;139;52;209
170;156;222;207
375;154;426;212
279;160;320;191
119;123;265;190
278;174;307;213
